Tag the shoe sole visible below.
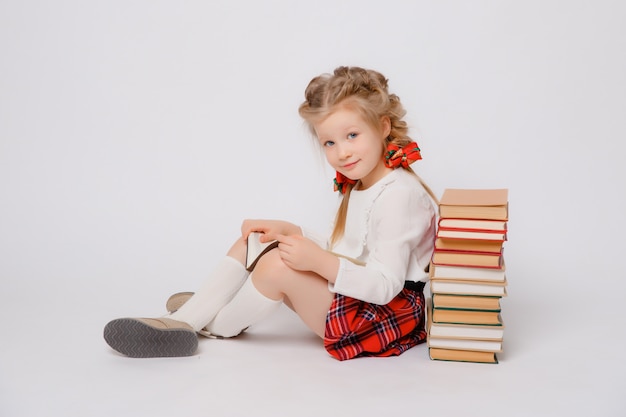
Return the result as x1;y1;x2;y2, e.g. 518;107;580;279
103;318;198;358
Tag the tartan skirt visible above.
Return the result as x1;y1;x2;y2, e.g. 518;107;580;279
324;286;427;361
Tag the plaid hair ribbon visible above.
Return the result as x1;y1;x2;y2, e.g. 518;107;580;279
384;142;422;168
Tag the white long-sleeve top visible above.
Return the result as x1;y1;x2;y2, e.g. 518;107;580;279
303;168;436;305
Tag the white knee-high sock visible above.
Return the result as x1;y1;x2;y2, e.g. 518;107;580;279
168;256;249;331
206;276;282;338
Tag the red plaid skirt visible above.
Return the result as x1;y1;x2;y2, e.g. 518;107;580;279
324;287;427;361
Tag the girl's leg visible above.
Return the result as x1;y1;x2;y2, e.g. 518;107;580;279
207;249;334;338
255;251;334;338
167;237;249;331
205;276;282;337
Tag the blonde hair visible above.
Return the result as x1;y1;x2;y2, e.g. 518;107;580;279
298;66;438;246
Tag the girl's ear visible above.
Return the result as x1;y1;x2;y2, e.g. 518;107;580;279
380;116;391;137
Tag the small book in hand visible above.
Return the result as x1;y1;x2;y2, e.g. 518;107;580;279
246;232;279;272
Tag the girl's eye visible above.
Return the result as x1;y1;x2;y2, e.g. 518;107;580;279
324;140;335;147
347;132;358;139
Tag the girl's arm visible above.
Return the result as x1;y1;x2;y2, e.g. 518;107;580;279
274;234;340;283
331;185;436;305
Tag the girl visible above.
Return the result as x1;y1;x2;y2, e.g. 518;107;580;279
104;66;437;361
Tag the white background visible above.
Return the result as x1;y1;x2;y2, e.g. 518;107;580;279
1;1;625;416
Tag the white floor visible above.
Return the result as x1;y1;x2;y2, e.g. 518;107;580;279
1;271;623;417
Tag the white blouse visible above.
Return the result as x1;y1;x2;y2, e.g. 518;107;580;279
304;168;436;305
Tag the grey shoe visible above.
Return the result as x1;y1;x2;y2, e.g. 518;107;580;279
104;317;198;358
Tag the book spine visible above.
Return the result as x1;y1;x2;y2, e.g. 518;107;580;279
431;255;504;269
436;230;508;241
429;263;506;281
437;219;507;232
431;309;502;326
433;248;503;256
434;245;503;255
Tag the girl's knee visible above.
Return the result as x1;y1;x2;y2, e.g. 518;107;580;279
254;249;286;274
250;250;288;297
226;236;247;264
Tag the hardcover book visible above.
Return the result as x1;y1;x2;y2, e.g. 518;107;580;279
428;347;498;364
428;320;505;340
439;188;509;221
436;229;507;241
434;237;504;254
429;279;508;297
431;308;502;326
438;218;507;231
430;262;506;282
427;337;503;353
432;249;504;269
432;293;501;311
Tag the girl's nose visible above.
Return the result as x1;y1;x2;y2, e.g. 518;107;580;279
337;143;352;159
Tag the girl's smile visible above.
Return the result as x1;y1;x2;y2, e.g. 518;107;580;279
342;160;360;169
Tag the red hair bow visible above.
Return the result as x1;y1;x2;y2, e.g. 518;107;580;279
333;171;357;194
385;142;422;168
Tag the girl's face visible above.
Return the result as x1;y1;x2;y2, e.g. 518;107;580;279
314;107;391;190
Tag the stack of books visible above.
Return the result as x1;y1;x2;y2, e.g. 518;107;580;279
427;188;509;364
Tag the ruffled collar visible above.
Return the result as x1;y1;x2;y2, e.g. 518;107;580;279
332;169;406;258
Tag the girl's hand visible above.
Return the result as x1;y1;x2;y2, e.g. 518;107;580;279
275;234;339;281
241;219;302;243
